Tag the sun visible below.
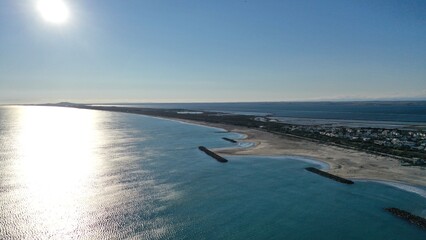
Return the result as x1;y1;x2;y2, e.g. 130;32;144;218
36;0;70;25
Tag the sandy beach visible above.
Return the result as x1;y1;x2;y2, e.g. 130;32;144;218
175;119;426;187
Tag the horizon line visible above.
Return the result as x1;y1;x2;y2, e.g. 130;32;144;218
3;98;426;106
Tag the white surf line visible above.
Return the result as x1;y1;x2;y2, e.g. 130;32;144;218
356;179;426;199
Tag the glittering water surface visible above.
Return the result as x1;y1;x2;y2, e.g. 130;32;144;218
0;106;425;239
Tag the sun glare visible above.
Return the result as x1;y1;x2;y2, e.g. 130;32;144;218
36;0;70;25
14;107;101;235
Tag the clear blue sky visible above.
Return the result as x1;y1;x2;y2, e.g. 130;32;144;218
1;0;425;103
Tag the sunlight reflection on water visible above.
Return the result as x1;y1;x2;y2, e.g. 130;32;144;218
13;107;103;237
0;106;176;239
1;106;426;240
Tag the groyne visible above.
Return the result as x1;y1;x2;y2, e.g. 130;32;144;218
222;137;237;143
199;146;228;163
385;208;426;229
305;167;354;184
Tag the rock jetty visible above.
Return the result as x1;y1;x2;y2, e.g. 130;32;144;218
198;146;228;163
305;167;354;184
222;137;237;143
385;208;426;229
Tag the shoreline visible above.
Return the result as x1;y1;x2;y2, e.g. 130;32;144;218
161;116;426;189
27;105;426;194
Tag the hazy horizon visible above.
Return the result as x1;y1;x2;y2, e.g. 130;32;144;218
3;98;426;108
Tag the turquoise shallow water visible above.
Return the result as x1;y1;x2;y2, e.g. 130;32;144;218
0;106;425;239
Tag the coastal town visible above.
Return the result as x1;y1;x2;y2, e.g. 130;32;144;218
301;126;424;150
255;116;426;166
279;121;426;151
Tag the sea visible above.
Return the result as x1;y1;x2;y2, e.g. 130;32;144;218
0;106;425;239
102;101;426;123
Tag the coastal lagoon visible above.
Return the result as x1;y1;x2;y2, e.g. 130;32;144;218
0;106;425;239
